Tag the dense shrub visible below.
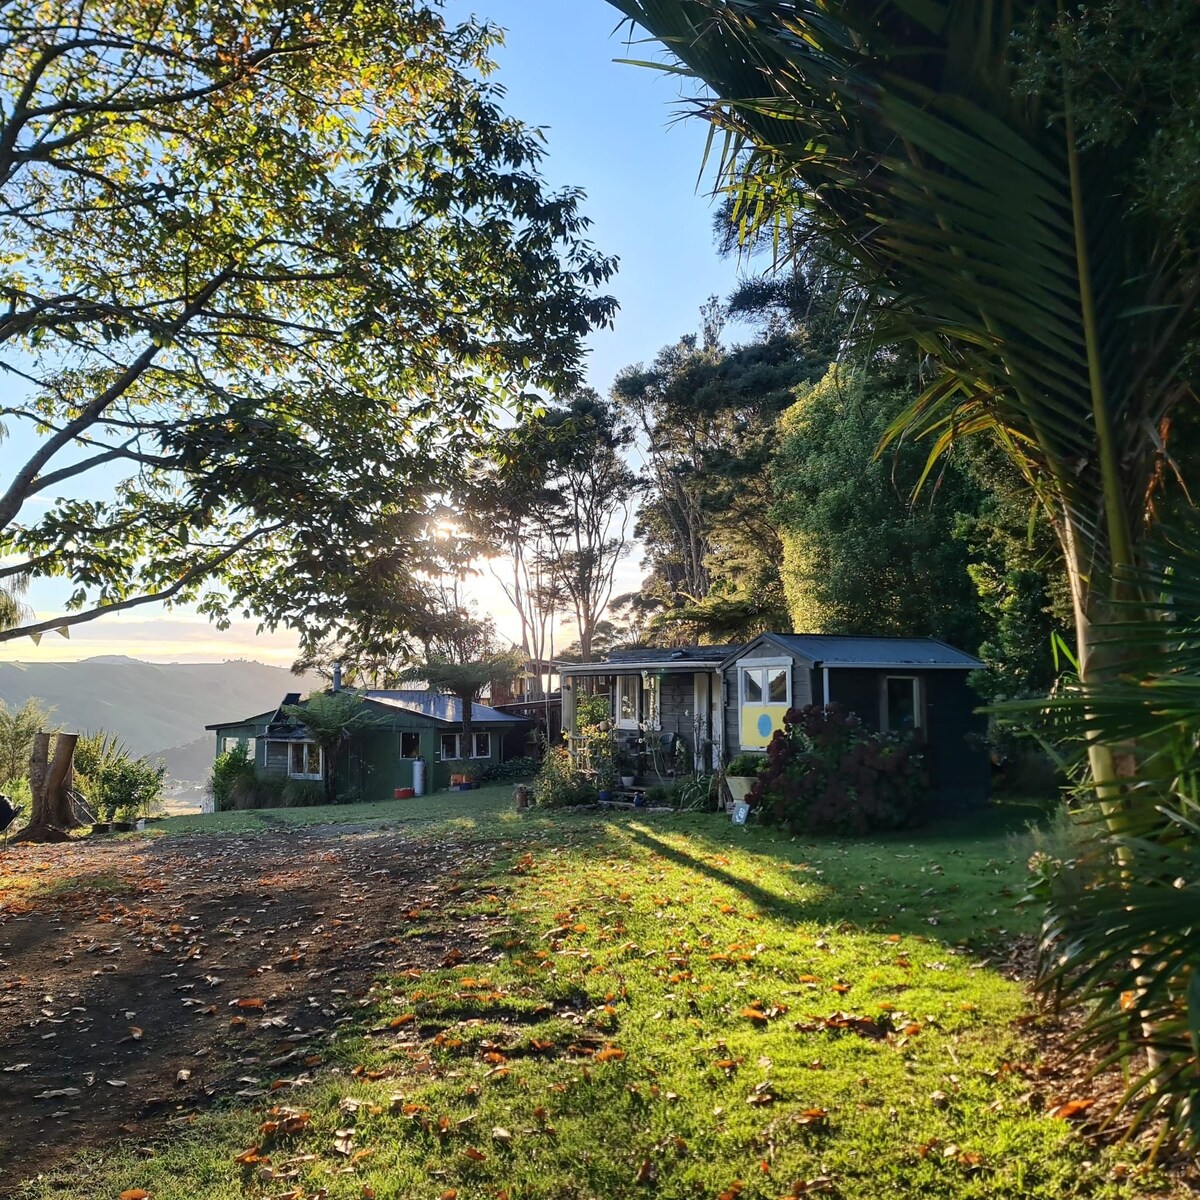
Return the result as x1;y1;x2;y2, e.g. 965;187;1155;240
211;743;255;811
218;766;324;811
482;756;539;783
532;747;598;808
751;704;927;835
75;731;165;820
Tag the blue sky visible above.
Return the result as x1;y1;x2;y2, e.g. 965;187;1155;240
1;2;746;664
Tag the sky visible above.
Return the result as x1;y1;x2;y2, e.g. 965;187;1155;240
0;1;747;667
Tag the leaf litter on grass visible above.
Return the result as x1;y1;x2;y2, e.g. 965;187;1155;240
7;803;1192;1199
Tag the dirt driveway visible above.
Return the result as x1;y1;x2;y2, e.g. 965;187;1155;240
0;826;495;1190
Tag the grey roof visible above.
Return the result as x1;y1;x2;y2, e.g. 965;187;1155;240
363;691;528;725
723;633;982;670
559;644;737;674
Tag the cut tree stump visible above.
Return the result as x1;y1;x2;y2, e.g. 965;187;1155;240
14;731;79;843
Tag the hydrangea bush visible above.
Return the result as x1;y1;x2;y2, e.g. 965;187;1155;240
749;704;927;835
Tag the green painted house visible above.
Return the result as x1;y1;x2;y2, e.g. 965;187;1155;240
207;690;528;800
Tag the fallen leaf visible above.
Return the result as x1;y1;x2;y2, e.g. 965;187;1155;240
593;1047;626;1062
463;1146;486;1162
119;1190;151;1200
35;1087;81;1099
1050;1097;1097;1120
635;1159;654;1185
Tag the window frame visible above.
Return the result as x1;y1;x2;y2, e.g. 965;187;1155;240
615;674;640;729
287;740;323;780
473;731;491;760
881;674;924;734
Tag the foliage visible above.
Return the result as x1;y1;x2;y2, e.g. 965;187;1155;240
612;328;820;641
750;705;926;836
209;743;255;813
75;731;165;821
724;752;766;778
531;746;597;808
476;389;639;662
480;756;539;783
1002;521;1200;1143
571;692;617;788
221;772;325;812
0;0;616;649
773;364;986;650
0;696;54;788
445;758;483;782
284;691;388;805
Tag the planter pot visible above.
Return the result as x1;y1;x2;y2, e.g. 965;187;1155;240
394;787;415;799
598;789;613;803
91;822;111;835
450;773;465;786
458;782;473;792
112;820;136;832
515;785;530;810
633;792;647;809
619;775;636;789
725;776;757;802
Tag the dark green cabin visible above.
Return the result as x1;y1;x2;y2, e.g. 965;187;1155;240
206;690;528;801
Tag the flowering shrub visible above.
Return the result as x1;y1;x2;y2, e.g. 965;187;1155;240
749;704;927;835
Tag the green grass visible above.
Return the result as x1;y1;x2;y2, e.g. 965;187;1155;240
151;782;529;835
19;798;1163;1199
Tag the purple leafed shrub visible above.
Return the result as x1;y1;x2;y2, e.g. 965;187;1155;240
749;704;927;835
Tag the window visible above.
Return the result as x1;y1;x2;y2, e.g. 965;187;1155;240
221;735;255;756
883;676;922;733
288;741;322;779
617;675;639;725
740;664;790;708
439;732;492;761
400;732;421;759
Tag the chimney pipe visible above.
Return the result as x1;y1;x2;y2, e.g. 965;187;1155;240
332;662;342;692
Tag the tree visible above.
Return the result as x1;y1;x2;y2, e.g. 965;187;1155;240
0;0;616;649
401;612;523;755
606;0;1197;779
283;691;385;806
476;390;638;663
613;326;823;641
608;0;1198;1130
772;364;987;651
16;730;78;842
0;697;53;789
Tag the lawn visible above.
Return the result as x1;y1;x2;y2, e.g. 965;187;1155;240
9;794;1170;1199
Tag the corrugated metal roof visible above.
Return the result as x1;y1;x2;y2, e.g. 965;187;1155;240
733;633;982;669
364;691;528;725
608;644;736;663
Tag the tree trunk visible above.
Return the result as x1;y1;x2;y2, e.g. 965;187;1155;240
15;731;79;842
460;692;475;762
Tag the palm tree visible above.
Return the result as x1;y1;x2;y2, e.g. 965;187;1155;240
606;0;1197;799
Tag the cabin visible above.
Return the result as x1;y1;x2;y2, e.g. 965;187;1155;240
560;633;989;809
207;690;529;800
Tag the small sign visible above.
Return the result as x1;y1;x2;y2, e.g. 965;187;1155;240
730;801;750;826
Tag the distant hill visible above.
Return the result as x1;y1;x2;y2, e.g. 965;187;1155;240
0;657;322;782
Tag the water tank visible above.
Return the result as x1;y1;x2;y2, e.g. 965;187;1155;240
412;757;426;797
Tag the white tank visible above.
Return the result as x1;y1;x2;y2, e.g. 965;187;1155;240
412;757;426;797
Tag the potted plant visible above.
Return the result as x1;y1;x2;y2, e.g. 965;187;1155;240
723;754;764;811
461;761;483;790
618;750;636;790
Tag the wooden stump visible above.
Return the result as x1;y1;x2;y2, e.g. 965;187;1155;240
14;731;79;843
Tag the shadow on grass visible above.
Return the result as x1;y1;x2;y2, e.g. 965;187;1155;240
622;798;1049;943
